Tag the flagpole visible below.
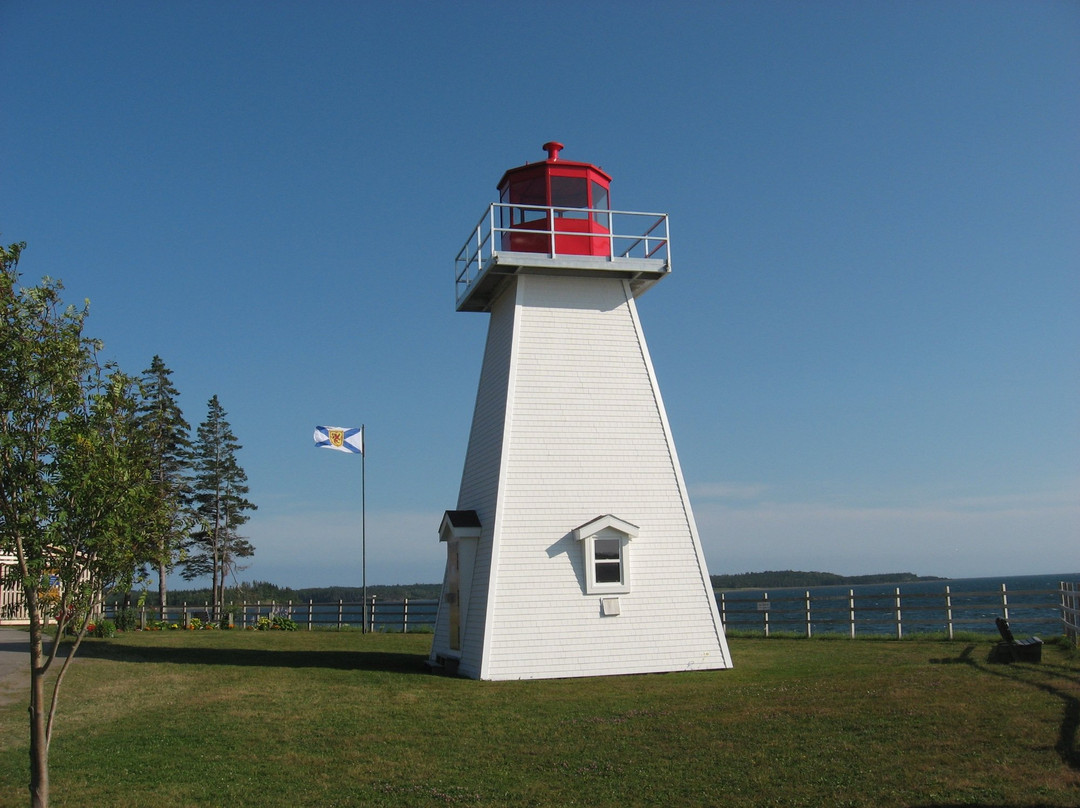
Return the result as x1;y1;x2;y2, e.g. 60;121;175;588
361;424;367;634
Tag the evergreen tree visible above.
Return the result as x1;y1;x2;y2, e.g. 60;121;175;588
182;395;256;617
136;355;192;616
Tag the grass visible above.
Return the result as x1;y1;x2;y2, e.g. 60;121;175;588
1;631;1077;807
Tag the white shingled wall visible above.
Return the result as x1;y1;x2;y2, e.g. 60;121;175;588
432;272;731;680
429;285;517;677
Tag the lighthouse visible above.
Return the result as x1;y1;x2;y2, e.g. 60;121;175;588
430;143;732;680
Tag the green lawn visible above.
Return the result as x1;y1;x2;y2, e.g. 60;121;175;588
1;631;1077;807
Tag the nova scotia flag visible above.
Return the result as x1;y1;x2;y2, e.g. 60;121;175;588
314;426;363;455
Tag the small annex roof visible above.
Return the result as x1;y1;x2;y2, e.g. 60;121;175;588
572;514;639;542
439;509;482;542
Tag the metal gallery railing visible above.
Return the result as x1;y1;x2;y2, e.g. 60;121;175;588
454;203;670;305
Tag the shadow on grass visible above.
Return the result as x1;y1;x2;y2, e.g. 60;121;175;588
71;641;431;676
930;643;1079;771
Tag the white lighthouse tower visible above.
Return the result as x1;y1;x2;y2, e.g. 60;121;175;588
430;143;732;680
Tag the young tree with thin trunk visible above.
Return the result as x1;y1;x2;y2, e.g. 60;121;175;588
0;242;162;808
181;395;256;618
137;355;192;617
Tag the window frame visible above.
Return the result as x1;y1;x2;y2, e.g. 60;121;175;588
573;515;638;596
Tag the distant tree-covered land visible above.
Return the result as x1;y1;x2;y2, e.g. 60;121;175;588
710;571;945;590
115;580;442;606
111;571;948;606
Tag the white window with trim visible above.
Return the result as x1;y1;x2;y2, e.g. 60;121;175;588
573;515;638;596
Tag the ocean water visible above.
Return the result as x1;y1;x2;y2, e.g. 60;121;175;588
715;573;1080;637
133;574;1078;637
227;598;440;630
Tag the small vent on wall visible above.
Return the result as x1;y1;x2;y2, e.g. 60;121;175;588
601;597;621;616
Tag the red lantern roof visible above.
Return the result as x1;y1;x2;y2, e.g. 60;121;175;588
497;142;612;258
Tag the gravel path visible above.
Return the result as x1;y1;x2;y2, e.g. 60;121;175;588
0;627;30;706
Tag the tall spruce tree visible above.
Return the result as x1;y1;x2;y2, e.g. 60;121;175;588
137;355;192;617
182;395;256;617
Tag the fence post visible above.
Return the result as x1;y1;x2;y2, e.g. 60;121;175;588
1059;581;1065;641
1000;583;1009;621
848;589;856;639
945;586;954;640
805;590;812;638
370;595;377;633
337;599;343;630
403;598;409;634
720;592;726;628
763;592;770;638
308;599;313;632
894;588;902;639
1062;581;1078;646
1067;578;1075;643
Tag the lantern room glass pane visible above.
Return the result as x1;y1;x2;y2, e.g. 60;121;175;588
550;176;589;219
499;186;510;230
591;181;610;227
509;176;547;224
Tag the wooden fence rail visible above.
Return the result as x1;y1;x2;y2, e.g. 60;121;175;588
45;582;1080;644
1062;581;1080;646
717;582;1076;639
103;597;440;633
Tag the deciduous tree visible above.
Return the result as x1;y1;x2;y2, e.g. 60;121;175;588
0;242;161;808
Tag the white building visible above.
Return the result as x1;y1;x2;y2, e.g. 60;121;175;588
429;143;732;680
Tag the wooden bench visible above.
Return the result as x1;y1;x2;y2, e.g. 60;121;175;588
994;617;1042;662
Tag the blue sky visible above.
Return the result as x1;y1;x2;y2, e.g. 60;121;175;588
2;2;1077;587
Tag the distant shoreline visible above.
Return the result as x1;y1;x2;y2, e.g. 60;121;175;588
123;571;952;606
119;571;1079;606
710;571;945;591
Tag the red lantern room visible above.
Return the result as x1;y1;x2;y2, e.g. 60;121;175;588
497;141;611;256
455;141;671;312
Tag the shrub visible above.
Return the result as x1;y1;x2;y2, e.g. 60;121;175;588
114;608;137;632
271;613;299;631
93;619;116;639
255;611;298;631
